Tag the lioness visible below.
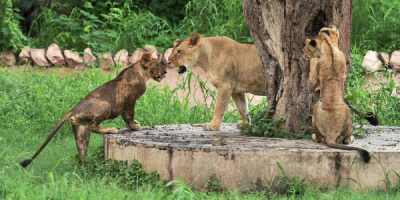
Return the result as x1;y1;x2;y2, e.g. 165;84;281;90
20;53;167;167
303;33;370;163
310;25;379;126
168;33;265;131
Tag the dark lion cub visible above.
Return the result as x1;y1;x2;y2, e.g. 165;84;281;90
21;53;167;167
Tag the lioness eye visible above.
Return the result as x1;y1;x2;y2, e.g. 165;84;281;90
157;64;160;67
177;50;182;54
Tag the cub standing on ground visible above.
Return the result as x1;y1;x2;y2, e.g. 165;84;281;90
20;53;167;167
168;33;266;131
303;33;370;163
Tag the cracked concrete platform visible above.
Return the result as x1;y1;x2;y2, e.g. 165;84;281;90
104;123;400;191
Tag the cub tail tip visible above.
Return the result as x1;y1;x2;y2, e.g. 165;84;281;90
360;150;371;163
20;158;33;168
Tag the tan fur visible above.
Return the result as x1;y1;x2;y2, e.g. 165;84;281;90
309;25;340;92
21;53;167;166
168;33;265;131
303;33;370;163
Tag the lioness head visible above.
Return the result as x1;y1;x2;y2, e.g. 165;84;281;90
319;25;339;47
168;32;201;74
141;53;167;82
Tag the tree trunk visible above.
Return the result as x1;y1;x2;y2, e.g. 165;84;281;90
242;0;353;136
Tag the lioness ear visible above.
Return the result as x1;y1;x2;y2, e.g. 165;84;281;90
309;39;317;47
174;39;181;47
141;53;153;69
188;32;201;48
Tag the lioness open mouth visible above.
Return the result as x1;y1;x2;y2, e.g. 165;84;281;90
178;66;187;74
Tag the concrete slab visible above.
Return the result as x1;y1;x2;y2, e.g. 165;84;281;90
104;124;400;192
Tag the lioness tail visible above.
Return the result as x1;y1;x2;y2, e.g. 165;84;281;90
326;143;371;163
20;112;72;168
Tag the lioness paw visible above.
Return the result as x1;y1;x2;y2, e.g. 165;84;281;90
204;123;219;131
129;123;141;131
107;128;119;134
236;120;248;127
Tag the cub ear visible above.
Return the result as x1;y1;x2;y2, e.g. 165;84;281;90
141;53;153;69
309;39;317;47
188;32;201;48
174;39;181;47
321;30;330;36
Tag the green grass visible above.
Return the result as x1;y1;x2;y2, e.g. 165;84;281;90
1;67;399;199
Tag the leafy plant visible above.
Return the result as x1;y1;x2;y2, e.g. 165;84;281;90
205;179;221;193
0;0;27;52
241;105;286;138
276;161;311;196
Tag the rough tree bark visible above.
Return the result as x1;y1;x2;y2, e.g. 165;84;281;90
243;0;353;136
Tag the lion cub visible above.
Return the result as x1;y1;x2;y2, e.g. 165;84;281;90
21;53;167;167
303;33;370;163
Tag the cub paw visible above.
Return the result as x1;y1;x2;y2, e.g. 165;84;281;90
203;123;219;131
344;135;355;144
311;134;318;143
129;123;141;131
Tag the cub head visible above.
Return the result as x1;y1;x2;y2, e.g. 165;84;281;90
303;34;327;59
319;25;339;47
141;53;167;82
168;32;201;74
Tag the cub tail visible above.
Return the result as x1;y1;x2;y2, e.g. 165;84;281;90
20;112;72;168
326;142;371;163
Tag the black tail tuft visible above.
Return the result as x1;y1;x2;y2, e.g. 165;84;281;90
20;158;33;168
359;150;371;163
365;112;379;126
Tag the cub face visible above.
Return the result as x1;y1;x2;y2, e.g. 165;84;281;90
141;53;167;82
168;32;201;74
303;36;322;59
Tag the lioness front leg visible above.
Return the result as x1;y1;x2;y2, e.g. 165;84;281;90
231;93;250;127
204;87;232;131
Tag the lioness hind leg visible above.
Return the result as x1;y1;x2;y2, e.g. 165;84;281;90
231;93;250;127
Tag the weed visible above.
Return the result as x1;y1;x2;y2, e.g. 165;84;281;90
241;105;286;138
205;179;222;193
276;161;311;196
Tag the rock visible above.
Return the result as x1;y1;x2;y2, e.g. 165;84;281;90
64;50;84;68
30;48;51;67
99;53;114;70
128;45;158;65
46;43;65;66
378;52;390;66
0;51;16;67
390;51;400;72
114;49;129;67
83;48;97;67
18;46;31;65
362;50;383;72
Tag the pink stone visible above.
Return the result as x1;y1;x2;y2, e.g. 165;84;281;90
114;49;129;67
0;51;16;67
83;48;97;67
46;43;65;66
100;53;114;70
379;52;390;66
362;50;383;72
128;45;158;66
18;46;31;65
30;48;51;67
390;51;400;72
64;50;84;68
